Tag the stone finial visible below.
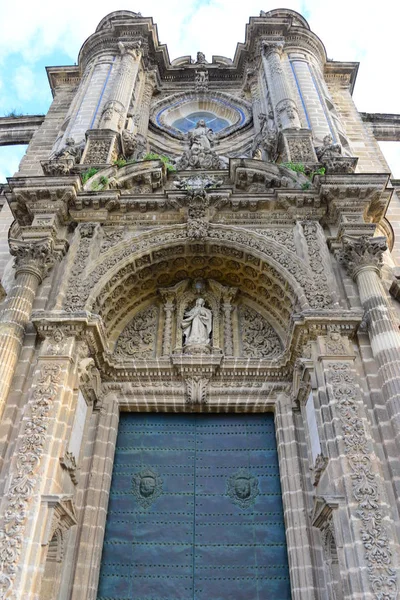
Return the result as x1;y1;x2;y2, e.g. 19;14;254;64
339;235;387;279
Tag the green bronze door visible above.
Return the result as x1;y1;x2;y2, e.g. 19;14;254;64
98;414;291;599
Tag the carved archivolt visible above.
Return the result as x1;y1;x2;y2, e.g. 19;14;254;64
63;225;328;342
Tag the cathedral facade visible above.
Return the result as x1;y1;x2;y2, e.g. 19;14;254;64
0;8;399;599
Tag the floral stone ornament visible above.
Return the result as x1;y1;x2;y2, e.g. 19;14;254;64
132;468;163;509
226;468;260;509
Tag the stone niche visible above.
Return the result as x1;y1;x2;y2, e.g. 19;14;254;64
111;279;284;360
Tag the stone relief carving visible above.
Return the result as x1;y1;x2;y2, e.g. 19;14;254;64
83;140;109;164
226;468;260;509
312;453;328;487
60;451;79;485
316;134;357;174
175;120;227;170
0;363;62;598
286;136;315;162
42;137;85;176
10;238;57;281
186;191;210;241
339;235;387;280
182;298;212;347
251;111;278;162
132;468;163;509
195;69;209;92
301;221;331;303
121;130;146;160
114;305;158;359
185;376;210;405
327;363;397;599
239;305;282;358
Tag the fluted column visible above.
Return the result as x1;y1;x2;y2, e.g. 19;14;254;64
0;238;56;420
100;42;142;133
261;42;301;130
340;235;400;449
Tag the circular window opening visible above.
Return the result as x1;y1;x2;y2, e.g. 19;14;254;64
172;111;230;134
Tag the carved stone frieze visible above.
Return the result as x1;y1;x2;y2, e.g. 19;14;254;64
338;235;387;279
113;305;158;359
0;363;62;598
327;363;397;599
239;305;282;358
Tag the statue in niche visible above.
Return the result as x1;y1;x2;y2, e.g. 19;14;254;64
251;111;278;162
189;120;215;151
181;298;212;346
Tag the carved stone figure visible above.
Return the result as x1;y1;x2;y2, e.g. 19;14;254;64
121;129;146;159
251;111;278;162
176;120;227;170
196;51;207;64
181;298;212;346
42;137;85;176
316;134;341;161
195;69;209;92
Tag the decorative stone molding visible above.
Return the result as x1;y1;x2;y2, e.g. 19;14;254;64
184;376;210;405
327;363;397;599
41;496;77;546
113;305;158;360
239;305;282;358
0;363;62;598
338;235;387;279
60;452;79;485
9;237;59;282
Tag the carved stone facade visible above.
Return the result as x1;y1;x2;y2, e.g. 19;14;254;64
0;7;399;600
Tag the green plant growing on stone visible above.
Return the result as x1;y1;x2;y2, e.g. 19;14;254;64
281;162;325;184
81;168;99;184
114;158;127;168
143;152;176;173
3;109;23;118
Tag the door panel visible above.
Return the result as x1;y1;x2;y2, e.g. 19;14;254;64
98;414;291;599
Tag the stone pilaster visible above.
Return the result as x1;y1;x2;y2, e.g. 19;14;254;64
275;392;316;599
0;238;57;422
70;393;119;600
0;330;80;599
222;289;236;356
261;42;301;131
317;353;398;598
161;293;175;357
340;235;400;452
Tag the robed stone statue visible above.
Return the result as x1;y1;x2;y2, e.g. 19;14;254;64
181;298;212;346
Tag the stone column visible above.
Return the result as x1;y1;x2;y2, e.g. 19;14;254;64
0;238;56;421
100;42;142;133
261;42;301;131
0;330;79;600
70;393;119;600
340;235;400;451
275;392;316;599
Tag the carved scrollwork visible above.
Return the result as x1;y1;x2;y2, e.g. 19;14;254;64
239;305;282;358
185;376;209;405
0;363;62;598
327;363;397;599
114;305;158;359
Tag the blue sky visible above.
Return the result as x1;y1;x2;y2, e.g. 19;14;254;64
0;0;399;181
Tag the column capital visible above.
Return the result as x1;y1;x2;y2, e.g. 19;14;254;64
261;40;284;57
9;237;62;282
339;235;387;280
